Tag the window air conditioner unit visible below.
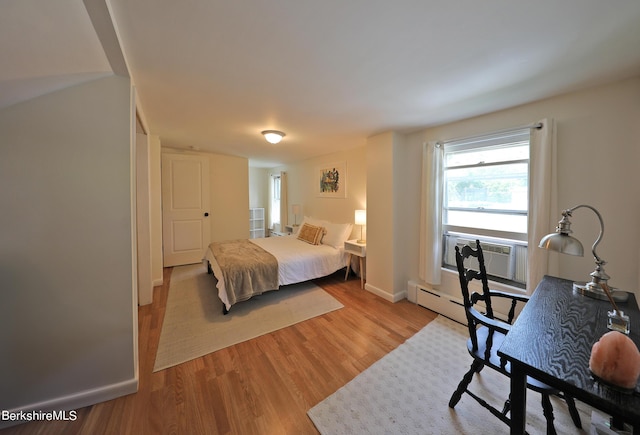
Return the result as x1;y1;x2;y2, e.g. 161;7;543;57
447;238;514;281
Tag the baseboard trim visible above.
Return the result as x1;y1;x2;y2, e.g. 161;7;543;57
393;289;408;302
0;377;138;429
364;283;406;303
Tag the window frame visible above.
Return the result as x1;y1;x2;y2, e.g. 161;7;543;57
440;128;531;287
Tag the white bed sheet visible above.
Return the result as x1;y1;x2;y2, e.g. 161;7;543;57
204;235;348;310
251;235;347;285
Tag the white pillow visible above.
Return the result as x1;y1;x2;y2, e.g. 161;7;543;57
322;222;353;249
300;215;327;226
297;216;328;234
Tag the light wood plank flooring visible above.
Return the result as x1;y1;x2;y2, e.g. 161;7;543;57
2;268;437;435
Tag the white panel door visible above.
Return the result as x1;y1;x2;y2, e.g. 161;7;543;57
162;153;210;266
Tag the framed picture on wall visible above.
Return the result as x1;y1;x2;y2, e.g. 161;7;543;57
317;161;347;198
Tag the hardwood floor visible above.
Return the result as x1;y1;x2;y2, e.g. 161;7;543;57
2;268;437;435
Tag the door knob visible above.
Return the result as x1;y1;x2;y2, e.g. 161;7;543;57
204;212;209;217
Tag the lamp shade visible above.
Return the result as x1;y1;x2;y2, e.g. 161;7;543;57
292;204;301;215
538;232;584;256
355;209;366;226
262;130;285;144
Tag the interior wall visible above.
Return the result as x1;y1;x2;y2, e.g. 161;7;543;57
365;132;396;300
148;135;163;286
403;77;640;300
392;133;415;298
249;166;269;210
0;76;137;423
362;131;415;302
135;132;152;306
159;148;250;244
270;145;366;235
208;153;250;241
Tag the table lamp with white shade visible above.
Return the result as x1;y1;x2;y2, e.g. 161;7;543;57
355;209;366;243
291;204;301;226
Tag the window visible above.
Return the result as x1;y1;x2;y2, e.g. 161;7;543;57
441;129;530;287
270;174;281;227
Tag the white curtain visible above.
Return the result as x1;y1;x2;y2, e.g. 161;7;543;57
279;171;288;228
419;142;444;285
527;118;558;293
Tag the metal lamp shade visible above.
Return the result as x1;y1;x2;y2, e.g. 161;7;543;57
538;232;584;257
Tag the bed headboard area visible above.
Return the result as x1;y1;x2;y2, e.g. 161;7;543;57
297;216;353;249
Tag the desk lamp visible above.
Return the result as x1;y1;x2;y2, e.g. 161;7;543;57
538;204;628;303
539;204;630;333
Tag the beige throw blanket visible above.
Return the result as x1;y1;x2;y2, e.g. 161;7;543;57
208;239;279;308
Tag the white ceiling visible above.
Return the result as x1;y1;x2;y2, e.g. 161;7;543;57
3;1;640;167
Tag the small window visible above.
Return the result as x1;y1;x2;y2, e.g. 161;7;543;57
441;129;530;287
270;175;281;226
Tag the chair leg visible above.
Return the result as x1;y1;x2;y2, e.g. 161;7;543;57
541;394;557;435
564;395;582;429
449;360;483;408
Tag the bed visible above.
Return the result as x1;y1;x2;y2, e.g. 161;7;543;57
204;218;353;313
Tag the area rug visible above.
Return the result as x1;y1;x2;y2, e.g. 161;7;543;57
154;263;344;372
308;316;593;434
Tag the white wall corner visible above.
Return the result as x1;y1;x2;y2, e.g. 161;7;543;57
364;283;406;303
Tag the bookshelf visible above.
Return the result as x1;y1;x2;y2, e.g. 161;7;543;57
249;208;265;238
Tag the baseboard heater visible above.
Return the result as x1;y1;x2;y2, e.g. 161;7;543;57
410;281;467;325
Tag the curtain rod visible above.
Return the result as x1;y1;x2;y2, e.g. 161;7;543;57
435;122;543;147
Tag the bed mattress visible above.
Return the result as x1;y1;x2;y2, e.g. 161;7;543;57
204;235;348;310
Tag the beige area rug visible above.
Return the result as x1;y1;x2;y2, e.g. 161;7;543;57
308;316;593;435
154;263;344;372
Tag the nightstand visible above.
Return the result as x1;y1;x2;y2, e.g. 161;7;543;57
284;224;297;235
344;239;366;288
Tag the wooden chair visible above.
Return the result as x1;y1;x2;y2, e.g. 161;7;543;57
448;240;582;434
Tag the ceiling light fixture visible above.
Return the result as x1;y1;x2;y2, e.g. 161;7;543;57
261;130;285;144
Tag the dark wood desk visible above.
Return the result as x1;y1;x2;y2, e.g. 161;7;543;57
498;275;640;434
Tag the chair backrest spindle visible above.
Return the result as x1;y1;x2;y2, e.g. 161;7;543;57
455;240;494;351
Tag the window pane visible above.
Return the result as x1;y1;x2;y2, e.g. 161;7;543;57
271;200;280;224
273;178;281;200
271;176;281;225
446;143;528;167
445;210;527;233
444;162;528;212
